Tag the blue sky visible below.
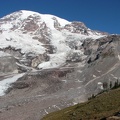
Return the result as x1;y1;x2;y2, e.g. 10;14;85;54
0;0;120;34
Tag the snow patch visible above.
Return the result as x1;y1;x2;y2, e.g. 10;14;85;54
98;82;103;90
0;73;25;96
38;53;67;69
0;51;11;57
44;109;49;114
93;75;96;78
118;55;120;60
61;80;67;83
0;31;45;54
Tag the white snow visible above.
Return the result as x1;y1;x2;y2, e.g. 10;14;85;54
75;80;83;82
0;73;25;96
110;74;118;79
0;51;10;57
52;105;61;110
37;29;71;69
118;55;120;60
73;102;77;105
63;29;104;40
51;30;71;53
0;10;71;58
93;75;96;78
98;82;103;90
62;80;67;83
40;14;70;29
0;31;45;54
44;109;49;114
38;53;67;69
77;70;82;73
1;23;13;30
96;70;101;73
77;87;81;89
1;10;70;31
98;82;103;85
20;10;70;25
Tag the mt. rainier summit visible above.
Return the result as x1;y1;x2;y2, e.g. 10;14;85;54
0;10;106;71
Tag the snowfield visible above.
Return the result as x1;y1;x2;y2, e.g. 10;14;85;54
0;51;10;57
0;31;45;54
0;73;25;96
38;53;67;69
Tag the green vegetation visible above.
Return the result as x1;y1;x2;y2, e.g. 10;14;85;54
88;80;120;100
112;79;120;90
42;88;120;120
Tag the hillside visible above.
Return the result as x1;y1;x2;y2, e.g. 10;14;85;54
42;88;120;120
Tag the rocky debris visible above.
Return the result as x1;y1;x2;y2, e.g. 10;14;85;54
12;82;29;89
7;69;64;94
51;68;73;78
0;46;23;57
31;54;49;68
107;116;120;120
81;38;95;55
66;51;84;62
79;35;120;96
64;21;88;34
81;35;120;64
52;17;61;30
21;15;39;32
0;65;85;120
0;56;18;73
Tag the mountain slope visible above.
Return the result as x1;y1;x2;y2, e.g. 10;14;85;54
42;88;120;120
0;10;106;71
1;10;118;120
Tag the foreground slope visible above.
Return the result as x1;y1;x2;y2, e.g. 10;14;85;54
42;88;120;120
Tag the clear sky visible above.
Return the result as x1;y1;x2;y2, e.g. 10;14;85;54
0;0;120;34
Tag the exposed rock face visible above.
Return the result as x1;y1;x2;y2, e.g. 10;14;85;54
0;56;18;73
31;53;49;68
64;21;88;34
2;46;23;57
80;35;120;96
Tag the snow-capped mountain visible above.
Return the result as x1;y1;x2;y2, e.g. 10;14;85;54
0;10;106;71
1;10;120;120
